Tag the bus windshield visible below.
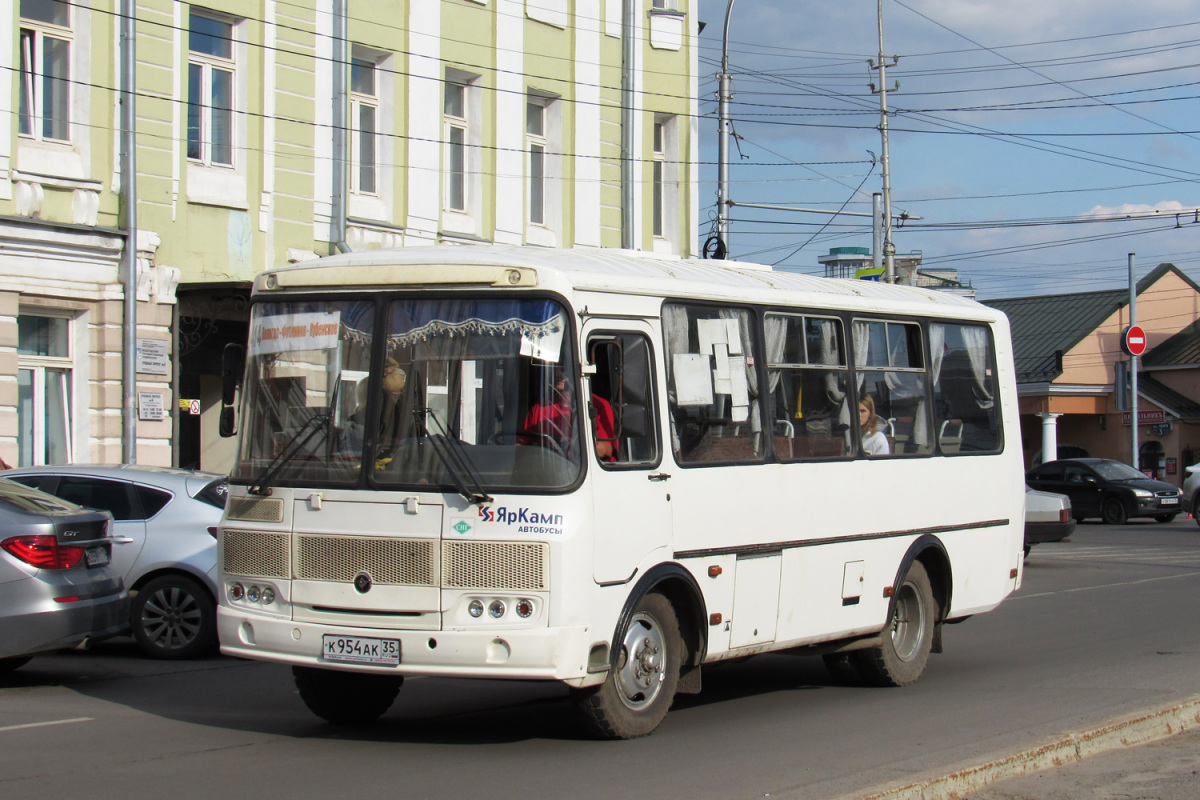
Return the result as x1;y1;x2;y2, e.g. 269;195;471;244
232;296;583;491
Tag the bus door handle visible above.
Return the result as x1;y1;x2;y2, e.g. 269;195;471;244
648;473;671;482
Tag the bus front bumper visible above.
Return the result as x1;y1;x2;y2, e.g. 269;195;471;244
218;607;602;686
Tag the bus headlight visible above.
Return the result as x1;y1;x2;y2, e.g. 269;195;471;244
515;599;535;618
468;599;484;618
229;583;245;601
488;600;506;619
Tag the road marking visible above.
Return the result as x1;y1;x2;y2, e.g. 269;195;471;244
1015;571;1200;600
0;717;93;733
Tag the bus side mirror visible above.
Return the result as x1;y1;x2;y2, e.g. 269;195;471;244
219;406;237;438
220;343;245;438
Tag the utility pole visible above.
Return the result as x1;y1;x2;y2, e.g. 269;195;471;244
716;0;736;256
869;0;898;283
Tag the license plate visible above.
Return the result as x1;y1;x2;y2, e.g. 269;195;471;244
1161;497;1179;505
322;634;400;666
85;546;110;567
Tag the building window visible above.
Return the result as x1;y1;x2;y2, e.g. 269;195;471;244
527;101;546;225
187;10;235;167
18;0;72;143
351;56;378;195
17;314;73;466
652;120;665;237
444;81;467;212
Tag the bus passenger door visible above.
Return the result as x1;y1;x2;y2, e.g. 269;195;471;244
584;324;672;584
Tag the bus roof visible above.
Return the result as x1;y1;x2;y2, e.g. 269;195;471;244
256;245;1000;321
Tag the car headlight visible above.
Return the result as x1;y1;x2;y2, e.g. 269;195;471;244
1131;488;1153;498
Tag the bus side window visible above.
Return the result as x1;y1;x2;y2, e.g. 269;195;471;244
588;333;660;467
852;319;932;456
663;303;763;465
930;322;1001;454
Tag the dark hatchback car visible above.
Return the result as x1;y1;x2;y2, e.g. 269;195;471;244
1026;458;1183;524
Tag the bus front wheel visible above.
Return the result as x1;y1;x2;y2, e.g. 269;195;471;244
293;666;403;723
573;592;681;739
855;561;936;687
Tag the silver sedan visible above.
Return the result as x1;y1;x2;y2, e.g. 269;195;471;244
4;465;226;659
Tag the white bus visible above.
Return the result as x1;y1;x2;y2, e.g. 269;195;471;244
217;245;1024;738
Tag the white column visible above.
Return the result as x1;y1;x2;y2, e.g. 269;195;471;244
1038;412;1063;464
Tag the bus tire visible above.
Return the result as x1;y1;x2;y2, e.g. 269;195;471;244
293;666;403;723
573;592;681;739
855;561;936;687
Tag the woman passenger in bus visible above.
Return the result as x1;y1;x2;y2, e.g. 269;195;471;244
859;395;890;456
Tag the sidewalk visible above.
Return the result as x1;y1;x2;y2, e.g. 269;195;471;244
963;727;1200;799
827;695;1200;800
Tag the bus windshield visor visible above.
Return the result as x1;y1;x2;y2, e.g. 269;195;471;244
233;297;583;491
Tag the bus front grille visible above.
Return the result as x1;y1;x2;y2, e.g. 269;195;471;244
297;535;437;586
226;496;285;523
442;540;548;591
222;529;290;578
222;532;548;591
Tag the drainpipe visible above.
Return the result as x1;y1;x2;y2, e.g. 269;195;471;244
331;0;350;253
620;0;636;249
120;0;138;463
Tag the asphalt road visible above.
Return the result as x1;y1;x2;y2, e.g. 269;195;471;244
3;517;1200;800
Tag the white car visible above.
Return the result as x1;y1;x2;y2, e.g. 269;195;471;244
1024;485;1075;556
1184;464;1200;528
4;465;226;659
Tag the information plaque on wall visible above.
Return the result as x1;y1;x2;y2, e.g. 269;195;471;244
136;338;169;375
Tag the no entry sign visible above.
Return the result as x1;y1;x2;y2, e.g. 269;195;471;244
1122;325;1147;357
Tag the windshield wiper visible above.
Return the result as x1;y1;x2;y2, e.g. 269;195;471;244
413;407;493;506
248;382;340;496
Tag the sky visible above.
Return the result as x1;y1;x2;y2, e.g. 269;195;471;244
694;0;1200;299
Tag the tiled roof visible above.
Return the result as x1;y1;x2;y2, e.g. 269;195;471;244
1144;317;1200;367
986;263;1194;383
1139;374;1200;423
985;288;1124;383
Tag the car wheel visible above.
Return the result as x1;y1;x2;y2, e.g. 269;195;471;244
0;656;32;673
1102;497;1128;525
131;575;217;660
854;561;937;687
1155;513;1178;523
293;666;403;723
573;592;682;739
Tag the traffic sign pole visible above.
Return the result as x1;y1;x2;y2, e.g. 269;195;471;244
1129;254;1138;472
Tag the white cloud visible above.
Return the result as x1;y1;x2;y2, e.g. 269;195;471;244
1083;201;1193;218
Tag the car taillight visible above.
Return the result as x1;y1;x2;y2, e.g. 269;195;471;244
1060;508;1071;523
1;535;87;569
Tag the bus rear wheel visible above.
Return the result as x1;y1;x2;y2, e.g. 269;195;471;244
573;592;681;739
855;561;936;687
293;666;403;723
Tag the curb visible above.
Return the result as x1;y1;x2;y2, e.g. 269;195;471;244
826;695;1200;800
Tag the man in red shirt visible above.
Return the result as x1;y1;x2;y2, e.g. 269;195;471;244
523;368;617;461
